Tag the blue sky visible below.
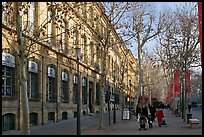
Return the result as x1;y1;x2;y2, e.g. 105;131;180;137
130;2;193;58
129;2;201;73
154;2;186;12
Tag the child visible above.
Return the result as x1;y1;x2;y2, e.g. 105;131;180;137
139;115;147;130
148;115;153;128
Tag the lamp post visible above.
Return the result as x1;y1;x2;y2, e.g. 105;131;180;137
75;47;81;135
113;70;116;123
129;80;132;119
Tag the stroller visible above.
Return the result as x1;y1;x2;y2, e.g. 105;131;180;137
139;115;147;130
160;117;167;127
148;115;153;128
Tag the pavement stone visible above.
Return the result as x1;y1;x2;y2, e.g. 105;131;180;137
82;108;202;135
2;107;202;135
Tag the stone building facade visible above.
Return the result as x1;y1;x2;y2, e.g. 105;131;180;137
2;2;138;131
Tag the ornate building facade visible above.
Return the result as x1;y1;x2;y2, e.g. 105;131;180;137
2;2;138;131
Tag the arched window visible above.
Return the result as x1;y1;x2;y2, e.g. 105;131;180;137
82;77;87;104
47;66;56;101
73;74;79;104
61;70;69;102
28;61;39;99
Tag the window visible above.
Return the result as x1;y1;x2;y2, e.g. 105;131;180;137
2;52;15;97
96;82;100;105
2;2;8;24
2;66;13;96
28;61;38;99
61;71;69;102
73;75;78;104
81;35;87;62
28;2;35;35
82;78;87;104
89;42;94;65
62;112;68;120
48;112;55;122
47;9;52;44
2;2;15;27
61;81;67;100
28;73;37;98
108;55;111;72
96;45;99;63
61;21;66;52
58;20;67;53
105;85;110;103
73;26;78;46
48;77;55;101
29;113;38;126
47;66;56;101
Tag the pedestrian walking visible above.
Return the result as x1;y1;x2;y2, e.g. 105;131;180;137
138;104;149;131
141;105;148;118
136;104;142;120
187;103;192;113
156;105;164;127
149;104;156;122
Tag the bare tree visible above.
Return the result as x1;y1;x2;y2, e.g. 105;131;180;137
188;70;202;104
154;2;199;121
119;2;170;108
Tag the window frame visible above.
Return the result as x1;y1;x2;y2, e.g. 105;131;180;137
2;66;13;97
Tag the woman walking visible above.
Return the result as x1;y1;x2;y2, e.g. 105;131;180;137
156;105;164;127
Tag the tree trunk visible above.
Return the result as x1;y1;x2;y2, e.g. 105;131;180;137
15;2;30;135
183;66;187;122
99;46;107;129
134;43;143;108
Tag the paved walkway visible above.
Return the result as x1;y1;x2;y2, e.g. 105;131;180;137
82;108;202;135
2;107;202;135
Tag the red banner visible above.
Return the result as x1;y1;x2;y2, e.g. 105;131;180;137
185;70;191;95
174;69;180;96
198;2;202;64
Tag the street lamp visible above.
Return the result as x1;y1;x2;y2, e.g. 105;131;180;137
113;69;116;123
129;80;132;119
75;47;81;135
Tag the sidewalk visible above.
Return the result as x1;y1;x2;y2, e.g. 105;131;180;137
2;108;202;135
82;109;202;135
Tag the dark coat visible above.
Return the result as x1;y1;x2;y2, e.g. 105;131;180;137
141;106;148;118
136;106;142;115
